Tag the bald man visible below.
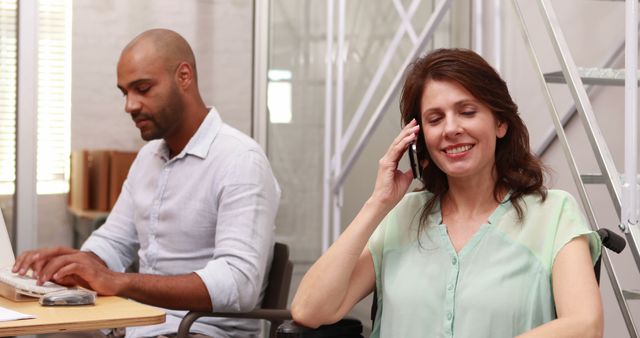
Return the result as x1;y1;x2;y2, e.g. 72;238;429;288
13;29;281;338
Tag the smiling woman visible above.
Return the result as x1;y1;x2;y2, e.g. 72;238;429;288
291;48;604;338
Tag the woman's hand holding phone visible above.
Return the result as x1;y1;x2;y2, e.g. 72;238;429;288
370;119;420;212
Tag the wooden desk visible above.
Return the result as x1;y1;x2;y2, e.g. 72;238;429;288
0;296;165;336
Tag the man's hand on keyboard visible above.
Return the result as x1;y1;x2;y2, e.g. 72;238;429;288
12;246;79;278
12;246;118;295
34;250;120;296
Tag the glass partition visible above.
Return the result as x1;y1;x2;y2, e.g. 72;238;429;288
267;0;469;262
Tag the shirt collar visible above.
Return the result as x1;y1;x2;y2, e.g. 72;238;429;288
154;107;222;161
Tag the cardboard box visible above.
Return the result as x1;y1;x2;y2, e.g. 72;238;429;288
88;151;110;212
68;150;137;212
69;150;89;211
109;151;137;210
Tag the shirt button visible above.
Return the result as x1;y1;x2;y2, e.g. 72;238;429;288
448;283;454;290
452;257;457;265
447;312;453;320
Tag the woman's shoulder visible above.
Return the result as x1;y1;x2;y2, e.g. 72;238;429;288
507;189;585;235
370;191;433;250
401;190;432;204
393;190;433;216
542;189;573;200
521;189;576;211
496;189;577;233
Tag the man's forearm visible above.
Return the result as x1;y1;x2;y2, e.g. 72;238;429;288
115;272;212;311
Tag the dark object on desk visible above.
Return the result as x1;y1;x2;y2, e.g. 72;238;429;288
176;242;293;338
39;288;96;306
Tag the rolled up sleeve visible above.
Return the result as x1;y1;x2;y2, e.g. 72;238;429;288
81;178;140;272
196;150;280;312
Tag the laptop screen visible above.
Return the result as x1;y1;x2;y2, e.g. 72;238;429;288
0;209;15;268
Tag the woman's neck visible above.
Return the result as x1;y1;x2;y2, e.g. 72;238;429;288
443;173;504;219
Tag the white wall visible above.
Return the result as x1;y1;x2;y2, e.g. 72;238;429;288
38;0;255;248
71;0;254;151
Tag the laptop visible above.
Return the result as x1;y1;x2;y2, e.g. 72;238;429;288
0;209;67;300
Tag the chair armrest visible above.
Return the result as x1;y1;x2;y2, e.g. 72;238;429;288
597;228;626;253
276;318;363;338
177;309;293;338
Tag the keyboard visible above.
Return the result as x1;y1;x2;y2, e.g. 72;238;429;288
0;267;68;297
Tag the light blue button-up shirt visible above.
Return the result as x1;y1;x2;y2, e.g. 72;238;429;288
82;108;281;338
368;190;600;338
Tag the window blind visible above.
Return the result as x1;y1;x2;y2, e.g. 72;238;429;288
0;0;70;195
0;0;16;195
36;0;70;194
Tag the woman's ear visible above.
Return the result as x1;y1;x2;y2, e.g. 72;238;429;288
496;121;508;139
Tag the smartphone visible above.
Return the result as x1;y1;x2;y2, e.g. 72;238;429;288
408;142;420;180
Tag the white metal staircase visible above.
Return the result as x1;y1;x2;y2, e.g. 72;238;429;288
512;0;639;336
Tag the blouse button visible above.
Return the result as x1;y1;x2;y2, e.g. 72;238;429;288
451;257;457;265
447;312;453;320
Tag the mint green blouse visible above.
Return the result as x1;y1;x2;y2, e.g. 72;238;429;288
368;190;601;338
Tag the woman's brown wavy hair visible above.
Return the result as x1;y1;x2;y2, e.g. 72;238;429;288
400;48;546;234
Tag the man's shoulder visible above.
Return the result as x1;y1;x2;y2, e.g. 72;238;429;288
215;123;264;155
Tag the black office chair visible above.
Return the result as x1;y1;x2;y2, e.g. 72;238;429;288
275;228;626;338
593;228;626;283
176;242;294;338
